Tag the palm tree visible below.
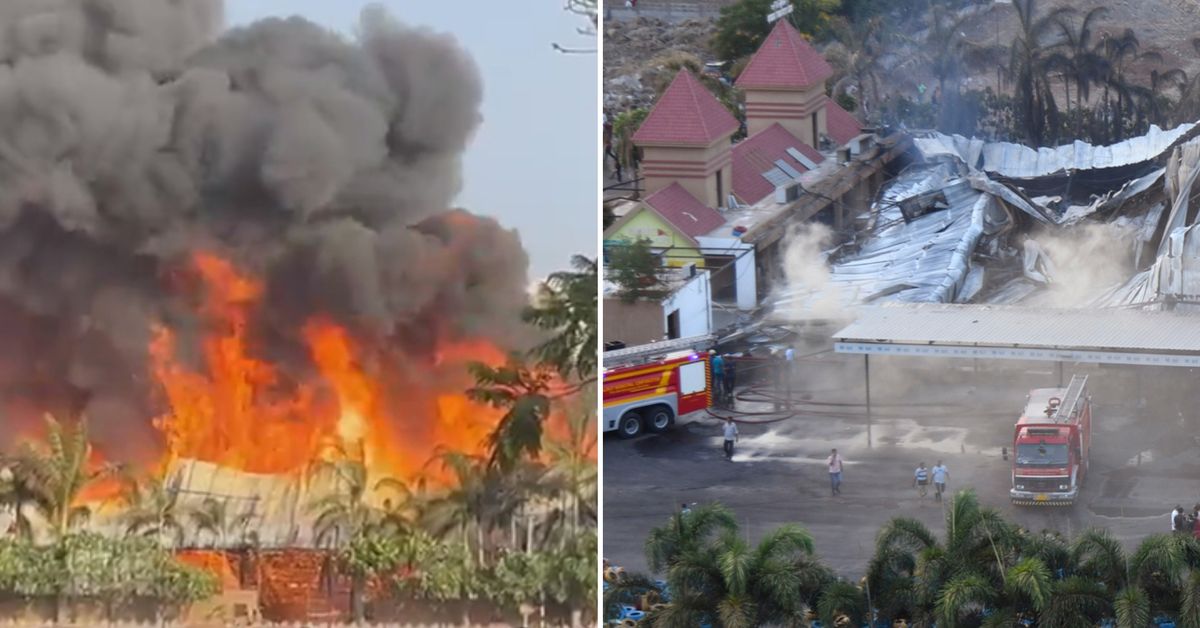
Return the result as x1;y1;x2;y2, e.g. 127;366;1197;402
828;16;886;119
1007;0;1074;145
467;355;555;471
11;415;113;538
540;392;597;549
422;451;532;566
191;497;256;549
307;460;409;548
1173;38;1200;124
612;505;833;627
0;460;40;540
524;255;598;383
1052;7;1109;137
1095;28;1162;141
868;489;1023;625
121;474;192;548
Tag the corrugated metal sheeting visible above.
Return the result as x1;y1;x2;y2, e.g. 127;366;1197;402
772;163;1008;311
835;302;1200;353
916;124;1195;178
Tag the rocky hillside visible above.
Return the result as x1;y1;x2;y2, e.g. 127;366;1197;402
604;0;1200;117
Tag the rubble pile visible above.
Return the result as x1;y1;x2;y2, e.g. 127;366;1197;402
603;17;716;110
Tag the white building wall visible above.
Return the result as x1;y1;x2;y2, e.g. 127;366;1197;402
662;270;713;338
695;236;758;310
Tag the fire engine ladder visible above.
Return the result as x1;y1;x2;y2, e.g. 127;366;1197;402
602;334;716;368
1051;374;1088;423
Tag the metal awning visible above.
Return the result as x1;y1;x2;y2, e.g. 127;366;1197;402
833;303;1200;367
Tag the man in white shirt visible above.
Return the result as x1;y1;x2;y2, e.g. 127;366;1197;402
931;460;949;501
827;448;844;495
723;418;738;461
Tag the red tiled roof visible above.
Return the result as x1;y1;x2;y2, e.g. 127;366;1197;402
731;123;824;205
643;183;727;239
824;97;863;146
632;71;739;146
735;20;834;91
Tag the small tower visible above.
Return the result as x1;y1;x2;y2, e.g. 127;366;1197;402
633;70;738;208
735;20;834;149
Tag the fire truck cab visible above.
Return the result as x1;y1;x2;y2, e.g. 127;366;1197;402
603;336;714;439
1010;374;1091;506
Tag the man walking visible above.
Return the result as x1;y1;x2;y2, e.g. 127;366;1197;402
827;448;844;495
932;460;949;501
1174;505;1187;533
913;462;930;498
723;417;738;461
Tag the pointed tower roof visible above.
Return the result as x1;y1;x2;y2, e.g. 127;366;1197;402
735;20;834;91
632;70;739;146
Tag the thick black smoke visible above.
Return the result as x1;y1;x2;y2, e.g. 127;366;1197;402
0;1;531;459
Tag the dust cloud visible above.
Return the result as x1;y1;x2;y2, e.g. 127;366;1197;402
1032;224;1134;308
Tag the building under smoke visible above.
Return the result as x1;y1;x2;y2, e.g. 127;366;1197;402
0;1;533;477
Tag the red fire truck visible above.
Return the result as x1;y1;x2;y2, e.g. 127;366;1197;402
603;336;714;439
1010;374;1091;506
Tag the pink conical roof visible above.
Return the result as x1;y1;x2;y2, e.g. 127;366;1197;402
735;20;834;90
633;70;739;146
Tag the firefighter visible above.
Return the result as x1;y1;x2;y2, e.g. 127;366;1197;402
722;354;737;405
710;351;725;406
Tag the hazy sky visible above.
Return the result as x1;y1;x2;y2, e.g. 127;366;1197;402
224;2;598;280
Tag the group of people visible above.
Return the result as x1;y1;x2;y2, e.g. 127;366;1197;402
1171;505;1200;538
913;460;950;501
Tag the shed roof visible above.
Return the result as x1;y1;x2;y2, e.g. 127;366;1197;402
643;182;727;238
824;97;863;147
731;122;824;205
833;303;1200;367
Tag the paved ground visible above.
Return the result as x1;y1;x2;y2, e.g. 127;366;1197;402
603;333;1200;579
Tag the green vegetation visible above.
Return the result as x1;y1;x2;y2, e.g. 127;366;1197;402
605;238;674;303
712;0;842;61
608;490;1200;627
0;534;217;620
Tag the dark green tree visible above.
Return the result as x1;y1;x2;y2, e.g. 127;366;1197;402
606;238;671;303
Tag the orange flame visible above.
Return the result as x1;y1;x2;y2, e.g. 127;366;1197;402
149;253;524;484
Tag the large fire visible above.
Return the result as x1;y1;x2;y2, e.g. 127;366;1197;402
149;253;511;483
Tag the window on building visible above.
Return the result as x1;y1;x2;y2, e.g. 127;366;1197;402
666;309;680;339
811;112;819;147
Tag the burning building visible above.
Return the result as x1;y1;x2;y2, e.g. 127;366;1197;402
0;0;540;534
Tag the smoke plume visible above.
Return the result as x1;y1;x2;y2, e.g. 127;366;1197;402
0;1;531;460
779;223;849;320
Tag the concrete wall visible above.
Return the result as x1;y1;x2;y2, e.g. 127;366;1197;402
640;137;733;207
661;270;713;338
744;87;825;145
604;298;665;345
604;271;714;344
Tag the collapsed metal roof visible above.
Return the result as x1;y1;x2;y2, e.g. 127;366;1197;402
915;124;1196;178
771;123;1200;318
771;162;1009;312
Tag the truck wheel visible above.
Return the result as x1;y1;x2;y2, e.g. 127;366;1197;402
618;412;644;439
645;406;675;433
